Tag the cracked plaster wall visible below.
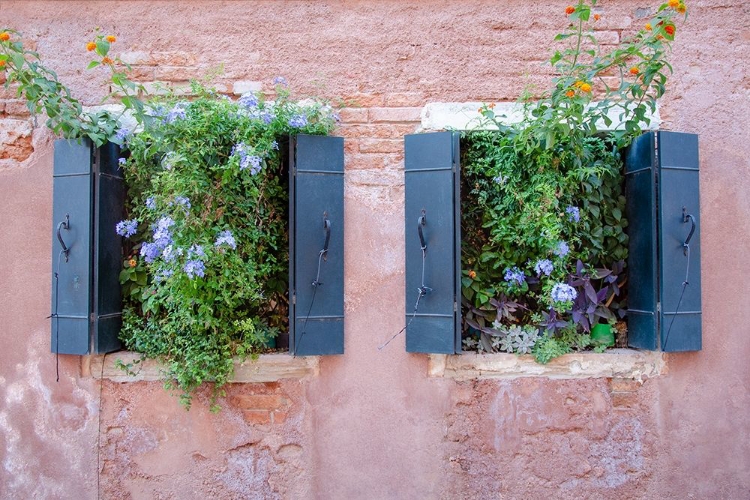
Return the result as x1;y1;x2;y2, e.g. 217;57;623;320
1;1;749;499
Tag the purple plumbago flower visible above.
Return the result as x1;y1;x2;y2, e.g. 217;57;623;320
140;242;161;263
115;219;138;238
554;241;570;258
260;110;274;124
114;127;131;143
273;76;288;86
154;268;174;283
118;157;127;166
215;230;237;250
493;174;508;185
184;259;206;279
566;205;580;223
189;244;205;258
242;155;262;175
288;114;308;128
162;152;177;171
238;93;259;109
145;197;156;210
551;283;577;303
166;102;188;123
161;244;179;263
504;266;526;285
534;259;554;276
173;196;191;210
153;216;175;248
271;140;279;150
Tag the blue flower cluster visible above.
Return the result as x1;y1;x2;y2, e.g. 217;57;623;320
214;230;237;250
145;196;156;210
114;127;131;143
504;266;526;285
173;196;191;211
288;114;308;128
183;259;205;279
554;241;570;257
231;143;263;175
534;259;554;276
551;283;577;303
273;76;287;86
566;205;580;223
166;102;188;124
115;219;138;238
140;216;175;263
238;93;259;109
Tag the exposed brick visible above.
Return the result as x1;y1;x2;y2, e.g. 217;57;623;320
344;138;359;155
342;93;385;107
125;66;155;81
594;30;621;45
231;394;289;411
384;92;426;107
154;66;198;82
609;378;642;393
338;108;369;124
339;124;417;140
0;118;33;162
3;101;30;117
358;138;403;154
233;80;262;95
242;410;271;425
118;51;151;65
271;411;289;424
611;392;639;409
345;153;383;170
369;107;422;123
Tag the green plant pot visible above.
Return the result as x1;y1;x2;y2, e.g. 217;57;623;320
591;323;615;347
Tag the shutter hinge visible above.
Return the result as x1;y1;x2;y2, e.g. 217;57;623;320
657;301;661;313
292;292;296;306
454;301;457;313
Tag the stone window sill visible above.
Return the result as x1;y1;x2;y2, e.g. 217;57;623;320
84;351;319;383
428;349;666;382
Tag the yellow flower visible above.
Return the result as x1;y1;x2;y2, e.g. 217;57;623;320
645;23;653;31
0;32;10;42
128;258;137;268
574;80;584;88
668;0;679;7
629;66;639;75
677;3;687;13
86;41;97;51
580;83;592;92
106;35;116;43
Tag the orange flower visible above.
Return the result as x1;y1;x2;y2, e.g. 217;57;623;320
677;3;686;13
128;258;137;268
593;14;601;21
664;25;675;35
106;35;116;43
668;0;679;7
645;23;652;31
102;56;114;65
468;270;477;279
580;82;592;92
0;32;9;42
86;41;96;51
656;34;664;40
488;102;496;109
565;5;575;15
629;66;639;75
0;60;5;68
565;89;575;98
573;80;584;88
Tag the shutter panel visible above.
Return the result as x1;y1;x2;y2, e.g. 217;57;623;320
625;131;701;352
403;132;461;354
51;139;124;355
289;134;345;355
657;131;701;351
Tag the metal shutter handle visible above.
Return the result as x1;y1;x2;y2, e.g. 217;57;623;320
56;214;71;262
682;207;696;255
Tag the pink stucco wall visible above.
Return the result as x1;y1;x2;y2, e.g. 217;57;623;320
1;1;749;498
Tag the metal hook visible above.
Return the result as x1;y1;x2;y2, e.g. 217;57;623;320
56;214;70;262
682;207;696;256
418;209;427;251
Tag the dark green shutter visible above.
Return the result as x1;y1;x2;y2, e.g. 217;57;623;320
625;131;701;352
403;132;461;353
289;135;345;355
51;139;124;355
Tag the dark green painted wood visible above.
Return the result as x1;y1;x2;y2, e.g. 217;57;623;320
404;132;461;354
289;135;345;355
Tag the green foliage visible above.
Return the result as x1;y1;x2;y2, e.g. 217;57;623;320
463;0;688;361
0;30;145;146
119;82;337;407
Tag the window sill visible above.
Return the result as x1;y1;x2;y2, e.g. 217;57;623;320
428;349;666;382
85;351;319;383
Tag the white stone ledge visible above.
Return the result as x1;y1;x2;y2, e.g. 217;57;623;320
87;351;319;383
420;101;660;132
428;349;666;382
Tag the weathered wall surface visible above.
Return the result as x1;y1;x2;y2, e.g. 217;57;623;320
1;1;749;499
